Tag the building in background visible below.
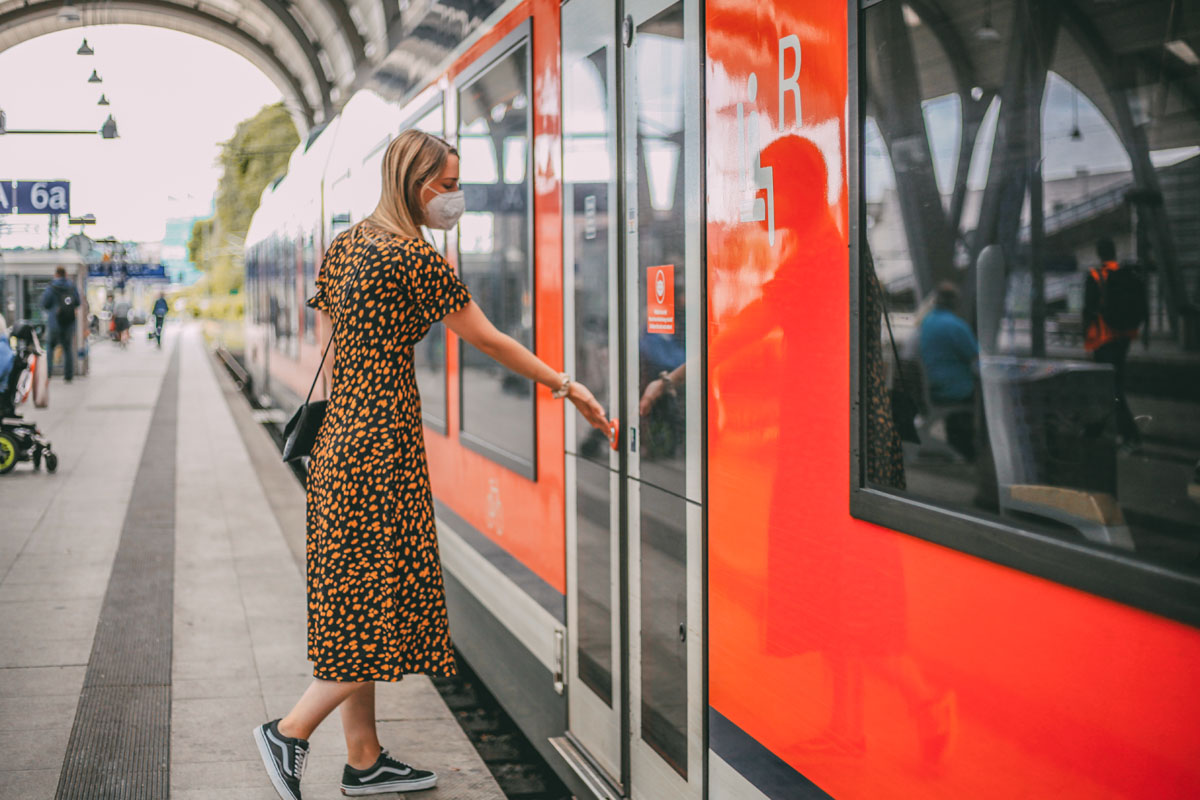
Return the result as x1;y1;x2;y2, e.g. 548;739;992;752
159;195;212;286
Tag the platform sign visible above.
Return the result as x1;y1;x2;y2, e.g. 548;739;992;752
88;263;168;281
0;181;12;214
13;181;70;214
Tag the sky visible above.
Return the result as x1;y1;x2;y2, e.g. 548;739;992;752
0;26;283;247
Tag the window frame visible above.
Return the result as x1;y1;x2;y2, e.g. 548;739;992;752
848;0;1200;628
453;20;538;481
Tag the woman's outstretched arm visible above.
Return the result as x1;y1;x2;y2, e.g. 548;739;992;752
444;300;610;432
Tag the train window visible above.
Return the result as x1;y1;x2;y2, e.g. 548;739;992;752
256;245;269;326
302;233;316;344
244;248;256;325
409;102;451;433
856;0;1200;616
269;239;283;356
456;33;536;477
272;236;298;359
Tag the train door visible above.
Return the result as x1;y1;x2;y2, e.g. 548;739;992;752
562;0;703;797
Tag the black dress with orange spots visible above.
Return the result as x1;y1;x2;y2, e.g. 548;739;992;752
305;224;470;682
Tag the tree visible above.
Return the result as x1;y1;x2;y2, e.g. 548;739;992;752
189;102;298;296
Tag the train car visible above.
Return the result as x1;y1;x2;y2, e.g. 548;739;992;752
244;0;1200;797
0;249;89;377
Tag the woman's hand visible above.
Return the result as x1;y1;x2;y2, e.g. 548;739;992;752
567;381;609;433
639;378;666;417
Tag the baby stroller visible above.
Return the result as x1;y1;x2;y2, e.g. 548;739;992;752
0;322;58;474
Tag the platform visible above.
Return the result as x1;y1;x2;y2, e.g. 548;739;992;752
0;324;505;800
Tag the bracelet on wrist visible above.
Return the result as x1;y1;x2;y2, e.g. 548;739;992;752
551;372;573;399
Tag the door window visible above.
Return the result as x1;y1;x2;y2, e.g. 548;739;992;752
458;40;537;476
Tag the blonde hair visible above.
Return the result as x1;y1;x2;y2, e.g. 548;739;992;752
359;129;457;239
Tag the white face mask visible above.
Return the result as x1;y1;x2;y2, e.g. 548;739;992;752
423;183;465;230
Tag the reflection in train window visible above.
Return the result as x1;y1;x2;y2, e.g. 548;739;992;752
634;1;690;777
459;117;501;184
564;56;613;185
457;41;536;476
861;0;1200;574
409;103;450;432
503;137;527;184
269;237;298;359
459;212;496;255
302;233;316;344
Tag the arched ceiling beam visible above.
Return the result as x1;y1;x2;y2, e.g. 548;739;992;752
0;0;335;120
905;0;981;95
313;0;366;68
0;0;315;130
238;0;334;118
905;0;995;235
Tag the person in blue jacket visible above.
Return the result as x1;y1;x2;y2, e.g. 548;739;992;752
152;292;169;347
41;267;82;382
919;281;979;459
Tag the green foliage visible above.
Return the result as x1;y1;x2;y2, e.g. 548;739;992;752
176;290;244;322
188;102;298;300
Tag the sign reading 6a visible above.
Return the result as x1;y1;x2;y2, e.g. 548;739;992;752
13;180;71;214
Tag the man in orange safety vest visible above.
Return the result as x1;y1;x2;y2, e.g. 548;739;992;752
1083;238;1144;447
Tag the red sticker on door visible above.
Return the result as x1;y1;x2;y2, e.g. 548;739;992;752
647;265;675;334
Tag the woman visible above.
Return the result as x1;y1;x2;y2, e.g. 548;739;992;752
254;129;610;800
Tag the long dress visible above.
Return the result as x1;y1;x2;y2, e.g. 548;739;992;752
305;224;470;682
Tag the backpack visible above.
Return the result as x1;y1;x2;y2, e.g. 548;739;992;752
53;285;78;328
1096;266;1147;332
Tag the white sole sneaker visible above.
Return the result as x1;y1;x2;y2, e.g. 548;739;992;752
253;724;302;800
340;774;438;795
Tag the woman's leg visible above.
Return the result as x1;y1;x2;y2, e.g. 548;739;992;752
277;679;366;740
339;681;383;769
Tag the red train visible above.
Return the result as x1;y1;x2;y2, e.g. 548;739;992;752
243;0;1200;797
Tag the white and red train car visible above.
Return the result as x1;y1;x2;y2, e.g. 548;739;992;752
244;0;1200;797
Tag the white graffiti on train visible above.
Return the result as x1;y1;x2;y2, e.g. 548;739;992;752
737;35;802;247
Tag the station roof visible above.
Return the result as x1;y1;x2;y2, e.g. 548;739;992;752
0;0;506;134
896;0;1200;152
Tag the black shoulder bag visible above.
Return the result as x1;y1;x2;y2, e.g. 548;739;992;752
875;276;922;445
281;243;366;463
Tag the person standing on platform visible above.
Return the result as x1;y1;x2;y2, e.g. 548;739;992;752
112;296;132;347
253;129;611;800
1083;237;1145;447
41;266;81;382
152;292;168;348
918;281;979;460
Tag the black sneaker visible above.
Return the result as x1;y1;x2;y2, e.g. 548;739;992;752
253;719;309;800
341;748;437;795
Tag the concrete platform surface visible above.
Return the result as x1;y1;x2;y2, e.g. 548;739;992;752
0;324;505;800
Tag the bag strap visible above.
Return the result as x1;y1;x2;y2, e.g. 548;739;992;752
301;228;371;404
869;259;917;402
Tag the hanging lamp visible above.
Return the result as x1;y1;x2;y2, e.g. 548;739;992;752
77;38;94;55
88;69;102;83
976;0;1000;41
57;0;81;23
98;94;110;106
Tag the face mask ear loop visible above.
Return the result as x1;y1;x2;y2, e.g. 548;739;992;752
418;178;440;230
